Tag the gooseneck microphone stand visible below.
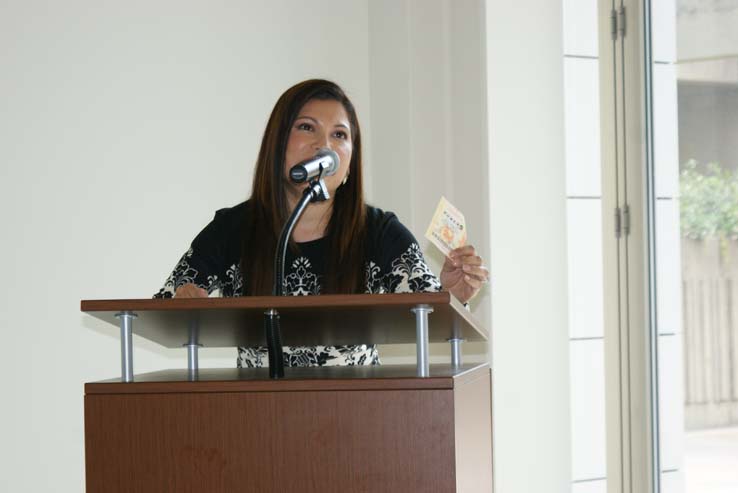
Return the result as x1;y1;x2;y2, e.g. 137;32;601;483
264;175;331;379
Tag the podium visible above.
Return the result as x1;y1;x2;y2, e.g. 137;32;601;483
82;293;493;492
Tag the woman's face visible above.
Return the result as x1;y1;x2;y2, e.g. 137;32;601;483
284;98;353;199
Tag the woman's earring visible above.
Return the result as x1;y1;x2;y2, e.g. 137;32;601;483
342;174;349;186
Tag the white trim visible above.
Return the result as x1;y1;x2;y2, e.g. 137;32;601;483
600;1;661;492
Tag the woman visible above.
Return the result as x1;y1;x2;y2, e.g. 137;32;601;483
155;79;489;367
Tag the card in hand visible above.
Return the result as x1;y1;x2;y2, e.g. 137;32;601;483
424;196;467;256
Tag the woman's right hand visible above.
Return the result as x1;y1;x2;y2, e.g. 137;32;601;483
174;283;208;298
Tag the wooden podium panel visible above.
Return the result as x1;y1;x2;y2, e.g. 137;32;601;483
85;365;492;493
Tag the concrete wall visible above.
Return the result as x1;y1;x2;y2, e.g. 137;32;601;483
678;81;738;171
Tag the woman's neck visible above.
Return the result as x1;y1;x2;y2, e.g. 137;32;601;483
286;191;333;243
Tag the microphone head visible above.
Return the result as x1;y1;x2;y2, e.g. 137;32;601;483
316;148;340;176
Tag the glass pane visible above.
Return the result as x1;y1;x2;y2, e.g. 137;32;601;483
654;1;738;492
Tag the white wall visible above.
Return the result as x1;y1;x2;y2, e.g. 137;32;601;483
368;0;490;363
563;1;607;491
0;1;371;490
487;2;571;493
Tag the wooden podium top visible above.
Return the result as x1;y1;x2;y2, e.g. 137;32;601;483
81;292;488;349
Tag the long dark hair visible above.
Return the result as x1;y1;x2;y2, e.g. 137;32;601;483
241;79;367;295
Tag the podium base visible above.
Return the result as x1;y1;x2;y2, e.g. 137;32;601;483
84;364;493;493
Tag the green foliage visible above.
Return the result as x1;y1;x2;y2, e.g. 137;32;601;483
680;160;738;240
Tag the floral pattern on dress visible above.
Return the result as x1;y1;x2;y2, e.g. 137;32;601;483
283;257;321;296
226;264;243;297
364;261;383;293
157;241;439;368
155;248;205;298
237;345;379;368
383;243;442;294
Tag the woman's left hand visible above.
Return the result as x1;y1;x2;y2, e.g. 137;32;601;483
440;245;489;304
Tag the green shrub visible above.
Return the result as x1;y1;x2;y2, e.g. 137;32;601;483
680;160;738;240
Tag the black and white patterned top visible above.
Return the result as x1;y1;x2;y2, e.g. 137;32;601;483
154;201;441;367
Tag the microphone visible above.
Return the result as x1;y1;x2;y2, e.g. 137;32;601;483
289;148;339;183
269;149;338;378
